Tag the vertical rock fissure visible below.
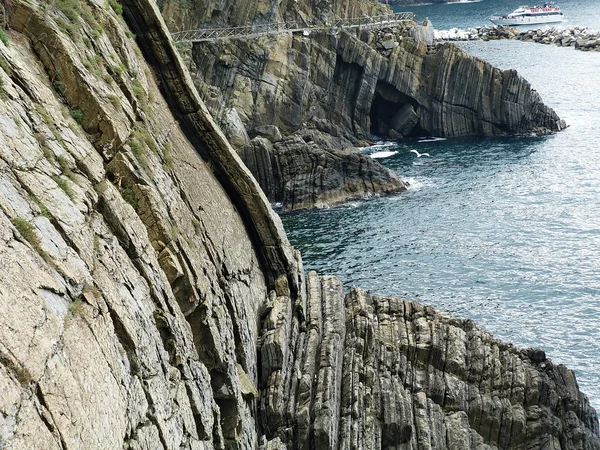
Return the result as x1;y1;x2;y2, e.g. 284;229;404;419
119;0;299;299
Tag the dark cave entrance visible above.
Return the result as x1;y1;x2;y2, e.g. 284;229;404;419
369;81;425;139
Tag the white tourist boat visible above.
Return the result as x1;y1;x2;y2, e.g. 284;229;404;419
489;4;565;26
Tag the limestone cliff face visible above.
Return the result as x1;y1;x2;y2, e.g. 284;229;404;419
192;25;563;142
158;0;388;33
185;13;563;208
0;0;597;449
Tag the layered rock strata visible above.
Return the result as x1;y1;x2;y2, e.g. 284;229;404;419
239;134;405;210
259;273;600;449
193;25;564;141
185;3;564;207
0;0;597;449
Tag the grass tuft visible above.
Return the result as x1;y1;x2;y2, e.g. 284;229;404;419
108;0;123;15
70;109;84;124
0;29;9;47
11;217;48;260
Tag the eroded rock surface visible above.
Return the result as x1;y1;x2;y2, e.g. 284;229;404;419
182;0;564;208
240;134;405;210
260;276;600;449
0;0;597;449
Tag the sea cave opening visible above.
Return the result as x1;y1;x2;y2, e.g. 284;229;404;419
369;81;425;139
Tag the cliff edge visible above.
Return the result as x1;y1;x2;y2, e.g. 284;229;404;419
0;0;597;448
174;0;564;209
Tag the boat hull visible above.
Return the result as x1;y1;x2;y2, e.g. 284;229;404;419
490;14;564;26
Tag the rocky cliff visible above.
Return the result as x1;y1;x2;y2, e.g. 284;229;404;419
178;0;564;209
0;0;597;449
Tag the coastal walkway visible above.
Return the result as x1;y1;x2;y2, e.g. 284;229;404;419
172;12;416;43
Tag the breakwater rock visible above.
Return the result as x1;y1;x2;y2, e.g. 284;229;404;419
434;25;518;42
517;26;600;51
435;25;600;52
0;0;597;448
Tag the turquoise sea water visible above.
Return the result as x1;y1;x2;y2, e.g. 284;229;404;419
393;0;600;31
281;6;600;413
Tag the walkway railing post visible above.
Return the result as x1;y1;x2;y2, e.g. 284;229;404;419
173;11;417;43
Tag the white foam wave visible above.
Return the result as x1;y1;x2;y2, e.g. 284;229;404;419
370;150;398;159
403;177;434;191
418;137;447;143
360;140;397;152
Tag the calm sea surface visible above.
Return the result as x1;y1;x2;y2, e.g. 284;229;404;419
393;0;600;31
281;3;600;413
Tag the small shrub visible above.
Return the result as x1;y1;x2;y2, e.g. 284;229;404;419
35;105;63;143
28;193;52;219
41;145;54;161
121;187;138;210
163;141;174;170
125;30;135;39
0;55;12;76
129;138;142;156
53;79;65;96
0;29;9;47
56;155;77;181
136;128;157;153
55;0;81;22
82;283;102;297
108;0;123;15
70;109;84;124
68;297;83;314
132;80;145;100
107;94;121;108
170;224;179;240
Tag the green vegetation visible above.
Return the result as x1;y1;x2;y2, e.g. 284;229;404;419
35;105;63;143
0;29;9;47
28;193;52;219
135;126;157;152
53;79;65;96
0;55;12;75
10;217;47;260
0;355;33;385
121;187;138;210
107;94;121;108
82;283;102;298
132;80;145;100
70;108;84;124
55;0;80;22
108;0;123;15
68;297;83;314
91;25;105;38
56;155;77;181
162;141;174;171
53;175;75;200
171;224;179;240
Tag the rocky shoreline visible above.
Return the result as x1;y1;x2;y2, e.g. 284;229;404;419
435;25;600;51
189;19;565;210
0;0;598;447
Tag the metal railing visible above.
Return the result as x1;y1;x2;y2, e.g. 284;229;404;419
172;12;416;43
